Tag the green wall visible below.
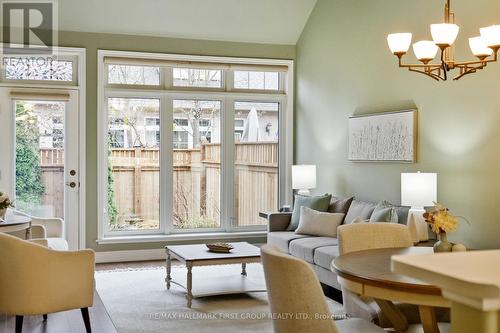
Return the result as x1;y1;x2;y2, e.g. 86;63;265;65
295;0;500;249
57;30;295;251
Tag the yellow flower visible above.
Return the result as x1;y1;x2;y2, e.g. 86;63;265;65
431;210;458;234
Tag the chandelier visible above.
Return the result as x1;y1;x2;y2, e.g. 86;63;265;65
387;0;500;81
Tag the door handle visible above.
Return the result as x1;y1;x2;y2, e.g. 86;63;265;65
66;181;77;188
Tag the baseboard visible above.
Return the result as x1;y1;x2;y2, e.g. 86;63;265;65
95;248;165;263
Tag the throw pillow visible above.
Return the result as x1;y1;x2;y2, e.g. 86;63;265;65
328;196;354;222
351;217;369;224
344;200;377;224
369;201;399;223
288;194;332;231
295;206;345;237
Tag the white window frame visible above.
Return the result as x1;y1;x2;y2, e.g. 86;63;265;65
97;50;293;243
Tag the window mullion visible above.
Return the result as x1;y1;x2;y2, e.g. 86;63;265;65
221;96;235;231
162;94;174;234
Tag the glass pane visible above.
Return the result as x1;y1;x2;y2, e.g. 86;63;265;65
15;100;66;218
108;65;160;85
234;101;279;226
173;68;222;88
5;57;72;81
172;100;221;229
234;71;279;90
107;98;160;231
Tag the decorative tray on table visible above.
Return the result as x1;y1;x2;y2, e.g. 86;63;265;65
206;242;234;253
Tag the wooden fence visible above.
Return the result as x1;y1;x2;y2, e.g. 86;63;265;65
38;142;278;228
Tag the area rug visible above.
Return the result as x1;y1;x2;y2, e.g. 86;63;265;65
95;264;346;333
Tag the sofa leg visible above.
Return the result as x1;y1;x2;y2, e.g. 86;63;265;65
15;315;23;333
43;314;47;322
81;308;91;333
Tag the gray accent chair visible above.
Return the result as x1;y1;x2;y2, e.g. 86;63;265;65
261;245;386;333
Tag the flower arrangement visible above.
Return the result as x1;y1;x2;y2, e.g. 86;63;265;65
423;202;459;234
423;202;469;253
0;192;14;210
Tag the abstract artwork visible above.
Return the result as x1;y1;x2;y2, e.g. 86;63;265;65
348;110;417;162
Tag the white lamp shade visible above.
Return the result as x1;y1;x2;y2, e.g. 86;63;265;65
413;41;439;62
292;165;316;190
387;33;412;54
469;36;494;57
431;23;460;46
401;173;437;208
480;25;500;48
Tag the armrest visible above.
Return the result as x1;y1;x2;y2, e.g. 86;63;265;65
31;218;64;238
267;212;292;232
30;225;47;239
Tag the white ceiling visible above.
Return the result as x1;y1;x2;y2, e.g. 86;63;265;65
58;0;317;45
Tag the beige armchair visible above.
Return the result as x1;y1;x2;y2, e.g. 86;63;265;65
0;232;95;333
261;245;385;333
9;209;68;250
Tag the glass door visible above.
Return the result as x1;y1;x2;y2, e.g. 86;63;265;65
0;88;80;249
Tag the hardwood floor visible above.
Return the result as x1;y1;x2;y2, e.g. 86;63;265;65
0;291;117;333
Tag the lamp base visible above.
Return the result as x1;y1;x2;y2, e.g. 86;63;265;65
296;189;311;196
408;208;429;243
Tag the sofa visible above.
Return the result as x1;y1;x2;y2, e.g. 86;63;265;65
266;197;411;290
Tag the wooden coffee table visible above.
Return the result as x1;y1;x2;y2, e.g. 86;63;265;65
165;242;265;308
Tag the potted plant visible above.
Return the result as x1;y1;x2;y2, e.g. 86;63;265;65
0;192;14;220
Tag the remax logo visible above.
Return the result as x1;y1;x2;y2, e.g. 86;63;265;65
1;0;58;55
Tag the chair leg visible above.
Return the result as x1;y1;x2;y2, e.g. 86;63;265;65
43;314;47;322
15;315;23;333
80;308;91;333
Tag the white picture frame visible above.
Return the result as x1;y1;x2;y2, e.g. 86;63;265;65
348;109;417;163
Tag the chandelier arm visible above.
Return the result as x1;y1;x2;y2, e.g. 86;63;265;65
453;64;487;80
408;67;443;81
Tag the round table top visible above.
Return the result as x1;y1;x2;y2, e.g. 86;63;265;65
0;215;31;226
332;247;442;295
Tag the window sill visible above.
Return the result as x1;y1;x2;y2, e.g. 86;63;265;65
96;230;268;245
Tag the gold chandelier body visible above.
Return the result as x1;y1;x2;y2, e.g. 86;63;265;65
388;0;500;81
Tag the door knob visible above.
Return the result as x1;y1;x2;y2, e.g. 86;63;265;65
70;170;76;176
66;181;77;188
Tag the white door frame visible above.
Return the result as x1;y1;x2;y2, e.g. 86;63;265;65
0;46;86;249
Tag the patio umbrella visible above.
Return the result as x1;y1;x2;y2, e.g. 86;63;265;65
241;107;260;142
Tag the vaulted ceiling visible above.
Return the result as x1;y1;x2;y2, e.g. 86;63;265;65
58;0;317;45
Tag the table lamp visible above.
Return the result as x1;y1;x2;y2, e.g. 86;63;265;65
292;165;316;196
401;172;437;243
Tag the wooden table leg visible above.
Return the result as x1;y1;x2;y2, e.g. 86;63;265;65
165;249;171;290
374;299;409;332
419;305;440;333
186;262;193;308
25;224;31;240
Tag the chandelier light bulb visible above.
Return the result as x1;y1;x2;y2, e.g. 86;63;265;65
413;41;439;63
469;36;494;58
431;23;460;48
387;33;413;55
480;25;500;49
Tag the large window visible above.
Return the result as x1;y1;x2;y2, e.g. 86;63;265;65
98;51;292;239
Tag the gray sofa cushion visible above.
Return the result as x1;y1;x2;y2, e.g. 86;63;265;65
344;200;377;224
313;245;340;270
289;237;338;263
267;231;311;253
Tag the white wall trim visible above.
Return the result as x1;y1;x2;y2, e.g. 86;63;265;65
95;248;165;263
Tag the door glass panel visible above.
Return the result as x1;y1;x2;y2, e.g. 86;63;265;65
15;100;66;218
172;100;221;229
234;101;279;226
107;98;160;231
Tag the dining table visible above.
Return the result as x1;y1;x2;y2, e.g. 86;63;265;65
331;247;451;333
